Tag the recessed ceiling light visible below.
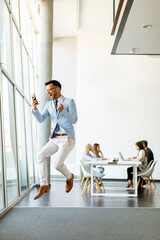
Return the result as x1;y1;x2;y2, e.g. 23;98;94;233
142;24;152;29
130;48;139;53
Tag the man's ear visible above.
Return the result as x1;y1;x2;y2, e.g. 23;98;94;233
57;87;61;93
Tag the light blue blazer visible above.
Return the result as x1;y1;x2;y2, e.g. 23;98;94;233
32;96;78;139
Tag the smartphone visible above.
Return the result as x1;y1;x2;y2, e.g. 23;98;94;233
32;93;36;101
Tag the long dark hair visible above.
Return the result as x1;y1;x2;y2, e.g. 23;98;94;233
93;143;100;157
135;141;147;156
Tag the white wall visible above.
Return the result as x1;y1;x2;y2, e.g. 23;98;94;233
76;0;160;179
52;37;79;176
53;0;160;179
52;37;77;100
53;0;78;37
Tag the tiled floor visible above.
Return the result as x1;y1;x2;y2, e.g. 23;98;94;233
15;180;160;208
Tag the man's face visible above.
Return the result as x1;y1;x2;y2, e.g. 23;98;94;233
46;83;60;100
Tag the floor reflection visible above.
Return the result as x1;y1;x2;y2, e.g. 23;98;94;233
15;180;160;208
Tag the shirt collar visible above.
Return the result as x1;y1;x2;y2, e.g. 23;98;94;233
54;95;64;102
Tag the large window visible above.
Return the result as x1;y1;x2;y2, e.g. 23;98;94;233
29;61;34;96
10;0;20;27
25;102;35;186
22;46;30;100
20;0;33;60
2;74;18;204
0;0;12;75
20;0;28;47
32;32;39;71
13;23;23;89
0;0;38;214
28;18;33;59
16;91;28;193
0;106;5;211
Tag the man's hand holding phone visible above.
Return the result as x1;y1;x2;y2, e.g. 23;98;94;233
32;94;39;111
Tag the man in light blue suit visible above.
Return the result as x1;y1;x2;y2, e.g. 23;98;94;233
32;80;78;200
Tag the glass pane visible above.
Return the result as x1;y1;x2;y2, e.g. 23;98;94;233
32;115;37;181
25;102;34;186
11;0;20;27
28;19;33;59
35;75;39;96
16;91;28;193
0;112;5;211
2;74;18;204
20;0;28;46
22;46;30;100
0;0;12;75
20;0;32;58
29;62;34;96
33;33;38;71
13;23;22;89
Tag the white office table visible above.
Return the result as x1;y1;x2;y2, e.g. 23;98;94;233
89;160;141;197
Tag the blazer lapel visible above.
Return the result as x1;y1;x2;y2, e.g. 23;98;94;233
52;101;57;115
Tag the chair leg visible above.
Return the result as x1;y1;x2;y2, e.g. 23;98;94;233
85;178;90;193
137;177;141;189
93;178;96;189
144;177;149;190
98;178;103;193
147;178;154;193
82;177;89;196
99;177;105;192
95;178;102;193
151;176;156;189
80;175;85;187
140;178;144;188
89;180;91;191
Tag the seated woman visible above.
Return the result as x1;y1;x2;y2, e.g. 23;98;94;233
92;143;107;173
92;143;106;160
82;143;94;161
82;143;106;173
127;141;147;188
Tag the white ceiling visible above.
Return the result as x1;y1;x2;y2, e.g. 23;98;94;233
113;0;160;54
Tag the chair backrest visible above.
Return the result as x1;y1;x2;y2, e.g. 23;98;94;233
146;160;154;169
80;160;104;178
141;160;154;173
143;160;157;177
80;160;91;174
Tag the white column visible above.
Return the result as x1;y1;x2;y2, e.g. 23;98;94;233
36;0;53;185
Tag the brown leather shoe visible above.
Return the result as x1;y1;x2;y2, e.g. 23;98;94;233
34;185;51;200
65;174;74;193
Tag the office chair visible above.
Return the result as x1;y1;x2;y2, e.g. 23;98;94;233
80;160;105;195
137;161;157;193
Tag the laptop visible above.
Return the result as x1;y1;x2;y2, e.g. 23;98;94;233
118;152;126;161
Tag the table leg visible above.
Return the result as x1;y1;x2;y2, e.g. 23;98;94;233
134;165;137;197
91;165;93;196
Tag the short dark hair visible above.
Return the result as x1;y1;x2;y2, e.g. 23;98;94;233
141;140;148;147
45;80;61;89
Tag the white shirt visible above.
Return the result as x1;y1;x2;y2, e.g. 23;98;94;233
137;149;147;170
54;96;67;135
82;151;96;161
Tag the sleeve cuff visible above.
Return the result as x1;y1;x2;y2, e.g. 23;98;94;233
32;109;38;113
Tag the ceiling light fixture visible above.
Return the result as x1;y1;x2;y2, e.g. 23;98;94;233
142;24;152;29
130;48;139;54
